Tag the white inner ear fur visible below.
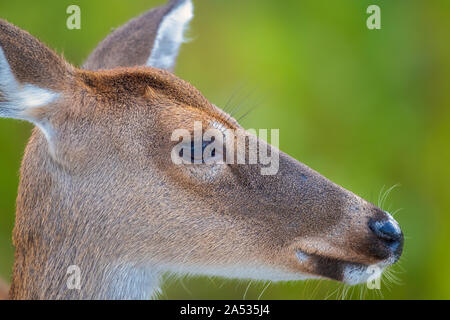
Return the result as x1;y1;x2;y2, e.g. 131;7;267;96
0;46;59;142
146;0;194;70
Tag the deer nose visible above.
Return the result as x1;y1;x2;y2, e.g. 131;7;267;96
368;217;404;255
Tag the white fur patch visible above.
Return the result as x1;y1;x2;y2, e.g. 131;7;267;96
0;46;59;140
157;261;315;283
342;264;372;285
146;0;194;70
295;251;310;263
342;257;396;285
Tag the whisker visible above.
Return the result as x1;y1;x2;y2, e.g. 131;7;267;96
359;284;366;300
242;280;252;300
229;89;255;119
257;281;271;300
207;275;217;287
218;278;227;289
310;279;323;299
380;184;400;210
324;283;340;300
377;185;386;208
222;82;248;114
179;276;193;297
390;207;404;217
236;101;260;123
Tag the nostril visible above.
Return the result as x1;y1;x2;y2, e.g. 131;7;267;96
369;218;403;243
379;221;401;241
368;216;404;260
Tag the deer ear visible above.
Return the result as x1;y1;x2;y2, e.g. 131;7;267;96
83;0;193;72
0;19;72;140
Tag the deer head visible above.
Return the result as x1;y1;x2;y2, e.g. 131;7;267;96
0;0;403;299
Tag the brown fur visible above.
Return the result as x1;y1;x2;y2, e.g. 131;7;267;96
0;1;402;300
0;279;8;300
83;1;179;70
0;19;73;90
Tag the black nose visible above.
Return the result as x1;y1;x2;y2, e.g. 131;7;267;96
369;218;404;254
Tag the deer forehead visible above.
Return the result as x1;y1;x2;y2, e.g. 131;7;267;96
75;68;236;130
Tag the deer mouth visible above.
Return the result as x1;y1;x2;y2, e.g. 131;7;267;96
295;250;397;285
292;211;403;284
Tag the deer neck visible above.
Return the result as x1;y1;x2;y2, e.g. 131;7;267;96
11;242;161;299
10;134;161;300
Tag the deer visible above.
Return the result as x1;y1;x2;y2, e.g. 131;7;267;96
0;0;403;300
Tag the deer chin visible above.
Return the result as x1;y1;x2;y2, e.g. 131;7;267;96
341;259;396;285
295;250;398;285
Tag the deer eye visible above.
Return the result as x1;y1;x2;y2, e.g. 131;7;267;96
179;137;216;163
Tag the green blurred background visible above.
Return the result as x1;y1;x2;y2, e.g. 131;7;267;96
0;0;449;299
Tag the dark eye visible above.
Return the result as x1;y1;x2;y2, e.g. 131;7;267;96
179;137;216;163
